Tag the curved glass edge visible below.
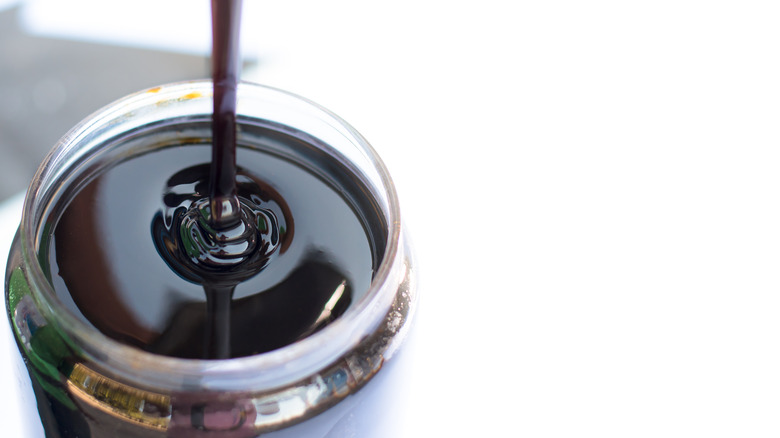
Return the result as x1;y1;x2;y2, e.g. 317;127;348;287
19;81;403;391
6;227;416;434
6;80;416;434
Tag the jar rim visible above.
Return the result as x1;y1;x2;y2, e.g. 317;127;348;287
19;80;403;392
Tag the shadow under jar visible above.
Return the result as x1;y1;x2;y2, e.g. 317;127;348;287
5;81;416;437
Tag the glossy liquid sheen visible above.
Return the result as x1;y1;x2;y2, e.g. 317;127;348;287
45;124;386;359
45;0;383;360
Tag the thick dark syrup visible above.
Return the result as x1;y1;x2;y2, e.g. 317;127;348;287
49;134;383;359
200;0;246;359
209;0;243;227
46;0;383;361
18;1;390;437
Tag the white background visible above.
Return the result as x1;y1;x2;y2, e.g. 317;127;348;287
3;0;780;436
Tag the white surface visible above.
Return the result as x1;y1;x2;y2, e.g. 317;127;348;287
4;0;780;436
0;193;38;437
20;0;212;55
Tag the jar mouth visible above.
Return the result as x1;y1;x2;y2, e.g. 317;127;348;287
19;80;402;392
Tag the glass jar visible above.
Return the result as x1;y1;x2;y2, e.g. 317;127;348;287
5;81;416;437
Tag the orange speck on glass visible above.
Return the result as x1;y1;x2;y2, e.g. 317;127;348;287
182;92;203;100
147;87;162;93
